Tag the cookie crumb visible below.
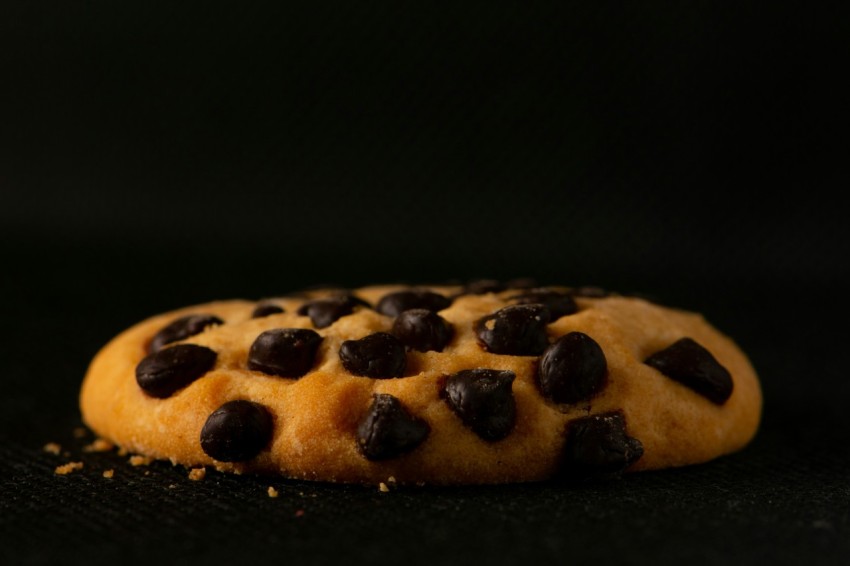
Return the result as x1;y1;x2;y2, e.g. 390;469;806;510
379;482;390;492
188;467;206;481
43;442;61;455
102;469;114;478
83;438;115;453
129;455;153;466
267;486;279;498
54;462;84;475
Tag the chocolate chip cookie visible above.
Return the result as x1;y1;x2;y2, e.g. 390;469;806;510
79;282;762;485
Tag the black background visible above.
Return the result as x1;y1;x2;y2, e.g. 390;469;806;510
1;2;848;565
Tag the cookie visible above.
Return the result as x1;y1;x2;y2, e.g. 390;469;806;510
79;281;762;485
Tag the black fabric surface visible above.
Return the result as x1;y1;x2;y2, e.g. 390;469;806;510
2;3;848;565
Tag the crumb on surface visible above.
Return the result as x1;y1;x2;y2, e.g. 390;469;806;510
54;462;84;475
43;442;61;455
84;438;115;453
188;467;206;481
379;482;390;492
102;469;114;478
268;486;279;498
129;455;153;466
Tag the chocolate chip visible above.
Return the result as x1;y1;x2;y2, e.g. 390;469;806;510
570;286;611;298
297;294;369;328
561;411;643;478
356;394;430;460
339;332;406;378
537;332;608;404
200;400;274;462
462;279;506;295
391;309;453;352
459;278;539;296
644;337;733;404
136;344;217;398
441;369;516;441
474;304;551;356
504;277;539;290
149;314;223;353
375;289;452;317
247;328;323;378
251;302;285;318
509;289;578;320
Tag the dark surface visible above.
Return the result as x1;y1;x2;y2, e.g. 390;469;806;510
1;2;848;565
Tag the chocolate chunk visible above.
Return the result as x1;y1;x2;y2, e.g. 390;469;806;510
247;328;323;378
570;286;611;298
136;343;217;398
537;332;608;404
441;369;516;441
462;279;506;295
200;400;274;462
474;304;551;356
251;302;284;318
644;337;733;404
561;411;643;478
339;332;407;378
391;309;454;352
356;394;430;460
504;277;539;290
460;278;539;296
509;289;578;320
149;314;223;353
375;289;452;317
297;294;369;328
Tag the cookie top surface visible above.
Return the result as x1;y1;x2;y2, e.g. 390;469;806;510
79;282;762;485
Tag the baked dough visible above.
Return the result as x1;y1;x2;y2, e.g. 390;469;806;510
79;282;762;485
